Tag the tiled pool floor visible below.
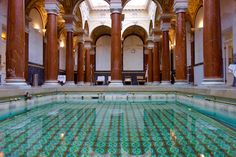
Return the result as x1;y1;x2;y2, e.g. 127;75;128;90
0;101;235;157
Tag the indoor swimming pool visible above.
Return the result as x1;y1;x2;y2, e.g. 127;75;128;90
0;100;235;157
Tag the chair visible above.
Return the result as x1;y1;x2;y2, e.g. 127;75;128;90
124;76;132;85
96;76;105;85
137;76;146;85
107;76;111;84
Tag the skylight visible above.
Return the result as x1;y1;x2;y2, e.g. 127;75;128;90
87;0;150;10
88;0;109;10
124;0;149;10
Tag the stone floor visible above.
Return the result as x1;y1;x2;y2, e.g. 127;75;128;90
0;85;236;100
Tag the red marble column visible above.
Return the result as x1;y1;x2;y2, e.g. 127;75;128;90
147;49;153;83
85;49;91;84
153;40;161;84
190;32;195;84
65;30;74;85
77;40;84;85
144;52;148;81
5;0;27;86
25;32;29;83
161;30;171;84
90;51;95;84
110;4;123;86
44;1;59;85
203;0;223;84
174;0;188;85
175;13;187;84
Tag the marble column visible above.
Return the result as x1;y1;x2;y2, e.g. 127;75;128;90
64;17;75;85
190;31;195;84
147;38;154;84
90;49;95;84
147;49;153;84
84;39;92;85
44;1;59;86
110;1;123;86
203;0;223;85
153;35;161;85
161;21;171;85
174;0;188;84
5;0;27;86
77;36;84;85
25;16;31;83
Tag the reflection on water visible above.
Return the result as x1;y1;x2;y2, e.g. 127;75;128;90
0;101;235;156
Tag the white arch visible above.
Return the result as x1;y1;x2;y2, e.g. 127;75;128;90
29;8;43;65
122;23;149;36
90;23;111;36
194;7;204;86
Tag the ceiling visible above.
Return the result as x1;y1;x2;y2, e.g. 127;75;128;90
87;0;109;10
124;0;150;10
87;0;150;10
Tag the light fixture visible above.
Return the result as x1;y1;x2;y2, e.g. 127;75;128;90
1;32;6;41
198;19;203;28
33;24;40;30
60;41;65;48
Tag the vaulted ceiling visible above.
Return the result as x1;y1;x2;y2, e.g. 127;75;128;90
26;0;175;14
25;0;203;36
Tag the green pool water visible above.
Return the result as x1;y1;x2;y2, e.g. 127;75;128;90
0;101;235;157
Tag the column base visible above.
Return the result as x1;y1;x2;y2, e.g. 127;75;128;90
64;81;75;86
202;78;225;86
160;81;171;86
43;80;60;87
4;79;30;88
174;80;189;86
152;81;160;86
145;82;153;86
77;81;84;86
109;80;123;87
84;82;92;86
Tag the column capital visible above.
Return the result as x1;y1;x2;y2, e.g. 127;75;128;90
90;48;95;55
77;35;84;44
161;22;171;32
45;0;59;15
64;15;75;32
174;0;188;13
154;35;161;42
84;37;93;49
110;1;122;14
146;37;154;49
159;13;172;31
65;23;74;32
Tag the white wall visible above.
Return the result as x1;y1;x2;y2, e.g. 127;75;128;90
220;0;236;85
194;7;204;86
0;0;7;84
29;9;43;65
59;36;66;71
96;35;111;71
123;35;144;71
186;22;192;67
